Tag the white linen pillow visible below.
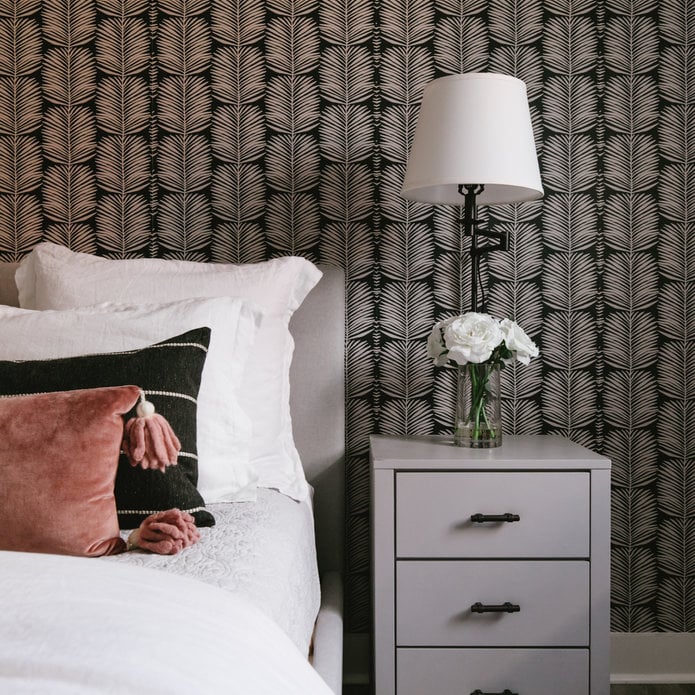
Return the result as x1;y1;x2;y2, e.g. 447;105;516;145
0;296;263;503
16;242;323;501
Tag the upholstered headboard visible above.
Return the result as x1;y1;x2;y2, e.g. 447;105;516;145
0;261;345;576
290;265;345;574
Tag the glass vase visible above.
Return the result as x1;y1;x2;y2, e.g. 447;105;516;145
454;362;502;448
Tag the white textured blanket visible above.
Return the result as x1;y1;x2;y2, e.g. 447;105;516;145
104;490;321;656
0;550;332;694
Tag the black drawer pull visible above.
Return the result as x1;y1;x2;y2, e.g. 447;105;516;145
470;513;520;523
471;602;520;614
471;690;518;695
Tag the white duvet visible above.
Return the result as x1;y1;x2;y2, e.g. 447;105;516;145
0;551;332;694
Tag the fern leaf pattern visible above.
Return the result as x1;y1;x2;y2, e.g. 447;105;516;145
378;0;435;455
94;0;150;257
40;0;98;252
0;0;43;261
318;0;376;630
264;0;320;257
0;0;42;259
611;545;658;631
209;0;266;263
655;0;695;632
156;0;212;259
540;1;599;450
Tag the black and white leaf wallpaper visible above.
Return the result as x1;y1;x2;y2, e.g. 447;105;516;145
0;0;693;634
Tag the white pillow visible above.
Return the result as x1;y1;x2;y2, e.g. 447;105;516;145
0;297;262;503
16;242;323;501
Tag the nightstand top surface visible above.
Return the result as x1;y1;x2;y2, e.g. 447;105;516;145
370;434;610;470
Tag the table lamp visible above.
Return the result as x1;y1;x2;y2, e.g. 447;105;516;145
401;72;543;312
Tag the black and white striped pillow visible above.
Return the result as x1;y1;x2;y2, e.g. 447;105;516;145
0;328;214;528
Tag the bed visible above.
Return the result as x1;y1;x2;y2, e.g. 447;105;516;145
0;251;345;694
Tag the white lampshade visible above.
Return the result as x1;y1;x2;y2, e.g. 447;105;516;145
401;73;543;206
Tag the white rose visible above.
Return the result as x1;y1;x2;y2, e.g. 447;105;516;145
443;312;503;365
500;318;539;365
427;318;453;367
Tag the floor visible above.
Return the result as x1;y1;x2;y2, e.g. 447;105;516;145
344;685;695;694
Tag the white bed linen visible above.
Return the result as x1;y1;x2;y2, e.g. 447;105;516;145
0;550;332;695
103;489;321;656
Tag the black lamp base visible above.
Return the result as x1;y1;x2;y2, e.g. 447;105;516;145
458;183;507;312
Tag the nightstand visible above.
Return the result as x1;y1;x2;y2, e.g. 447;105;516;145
371;434;611;695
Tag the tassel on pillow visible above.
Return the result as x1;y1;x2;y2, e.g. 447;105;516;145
122;391;180;472
126;509;200;555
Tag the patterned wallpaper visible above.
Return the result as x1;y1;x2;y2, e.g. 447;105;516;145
0;0;693;634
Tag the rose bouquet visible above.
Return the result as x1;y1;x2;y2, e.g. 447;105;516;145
427;312;539;447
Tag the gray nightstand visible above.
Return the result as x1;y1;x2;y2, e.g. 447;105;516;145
371;434;611;695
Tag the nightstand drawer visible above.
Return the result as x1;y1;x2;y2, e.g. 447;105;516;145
396;472;589;558
397;648;589;695
397;560;589;647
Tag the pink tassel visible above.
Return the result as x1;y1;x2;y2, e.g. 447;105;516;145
126;509;200;555
122;391;180;472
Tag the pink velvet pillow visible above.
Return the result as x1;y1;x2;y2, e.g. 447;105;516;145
0;385;141;557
